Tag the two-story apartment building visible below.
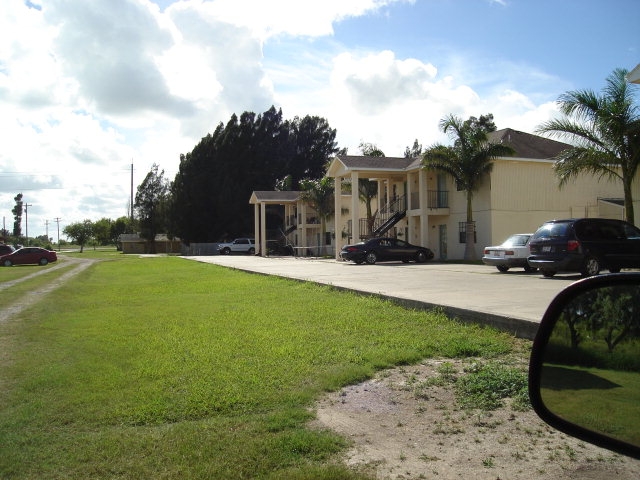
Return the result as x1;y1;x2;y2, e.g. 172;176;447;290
251;128;631;260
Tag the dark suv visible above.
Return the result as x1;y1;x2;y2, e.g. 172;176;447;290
527;218;640;277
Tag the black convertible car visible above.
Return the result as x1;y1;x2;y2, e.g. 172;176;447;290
340;237;434;265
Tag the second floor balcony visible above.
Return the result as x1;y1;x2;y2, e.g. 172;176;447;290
409;190;449;210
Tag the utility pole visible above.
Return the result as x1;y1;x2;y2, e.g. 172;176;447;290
24;203;33;246
130;162;134;225
45;220;49;241
54;217;61;251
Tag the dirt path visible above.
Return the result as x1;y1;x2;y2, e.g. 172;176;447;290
0;256;97;324
312;358;640;479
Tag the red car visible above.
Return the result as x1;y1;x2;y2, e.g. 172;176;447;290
0;247;57;266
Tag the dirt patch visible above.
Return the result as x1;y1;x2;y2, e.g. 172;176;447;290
311;358;640;479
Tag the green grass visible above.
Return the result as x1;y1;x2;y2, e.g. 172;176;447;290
456;362;529;411
0;259;65;283
541;364;640;446
0;255;517;479
0;260;78;306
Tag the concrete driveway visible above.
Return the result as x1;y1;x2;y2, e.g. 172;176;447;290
186;255;582;339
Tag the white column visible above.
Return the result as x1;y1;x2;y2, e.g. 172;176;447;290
254;203;261;255
260;203;267;257
377;179;384;212
334;176;342;260
419;169;429;247
300;201;307;252
351;171;360;243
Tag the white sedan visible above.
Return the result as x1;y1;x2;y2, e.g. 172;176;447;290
482;233;536;273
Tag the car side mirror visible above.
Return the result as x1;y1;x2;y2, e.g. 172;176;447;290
529;273;640;459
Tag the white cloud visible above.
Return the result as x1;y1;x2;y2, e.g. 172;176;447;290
193;0;412;39
0;0;570;239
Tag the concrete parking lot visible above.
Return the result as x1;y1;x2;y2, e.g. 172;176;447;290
186;255;581;339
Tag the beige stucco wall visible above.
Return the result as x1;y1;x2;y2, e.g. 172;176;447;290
487;159;625;245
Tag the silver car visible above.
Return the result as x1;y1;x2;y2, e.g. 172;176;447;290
482;233;536;273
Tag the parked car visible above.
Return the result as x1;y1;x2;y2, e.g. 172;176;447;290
482;233;535;272
0;247;57;266
340;237;434;265
527;218;640;277
0;244;15;256
529;273;640;459
217;238;256;255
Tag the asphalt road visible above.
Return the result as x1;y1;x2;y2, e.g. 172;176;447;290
185;255;581;339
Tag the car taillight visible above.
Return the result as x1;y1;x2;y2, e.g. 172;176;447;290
567;240;580;252
483;249;489;254
346;247;358;252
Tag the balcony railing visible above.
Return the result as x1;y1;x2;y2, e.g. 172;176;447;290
427;190;448;209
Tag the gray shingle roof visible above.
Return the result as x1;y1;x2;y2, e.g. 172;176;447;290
250;191;301;203
335;155;415;170
488;128;570;159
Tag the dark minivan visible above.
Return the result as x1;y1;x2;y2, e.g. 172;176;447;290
527;218;640;277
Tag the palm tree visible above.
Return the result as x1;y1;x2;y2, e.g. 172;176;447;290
299;177;334;256
536;68;640;223
358;179;378;235
422;114;514;260
357;142;383;235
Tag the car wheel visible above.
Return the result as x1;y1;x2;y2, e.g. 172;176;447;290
3;259;12;267
365;252;377;265
581;256;601;277
248;248;255;255
541;269;556;278
496;265;509;273
39;258;48;266
523;265;537;273
416;250;428;263
221;247;231;255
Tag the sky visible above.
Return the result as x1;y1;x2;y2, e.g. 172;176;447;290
1;0;638;241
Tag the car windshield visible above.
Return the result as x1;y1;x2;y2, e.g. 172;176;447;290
533;222;569;239
502;234;530;247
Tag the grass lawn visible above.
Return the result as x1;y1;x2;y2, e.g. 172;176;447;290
542;364;640;446
0;255;518;479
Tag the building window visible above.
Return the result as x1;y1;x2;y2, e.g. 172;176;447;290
458;222;476;243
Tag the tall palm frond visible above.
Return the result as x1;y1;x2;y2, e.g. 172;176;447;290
536;68;640;223
300;177;335;255
422;114;514;260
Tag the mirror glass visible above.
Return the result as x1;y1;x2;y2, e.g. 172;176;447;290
540;284;640;447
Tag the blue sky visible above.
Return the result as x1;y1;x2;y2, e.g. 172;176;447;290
1;0;638;240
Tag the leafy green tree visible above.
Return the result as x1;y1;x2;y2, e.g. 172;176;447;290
93;218;114;246
12;193;23;237
422;114;514;260
590;286;640;353
299;177;335;256
135;164;170;253
112;216;133;241
170;107;339;243
404;139;423;158
285;115;339;189
536;68;640;223
356;142;384;234
358;141;385;157
63;220;94;253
